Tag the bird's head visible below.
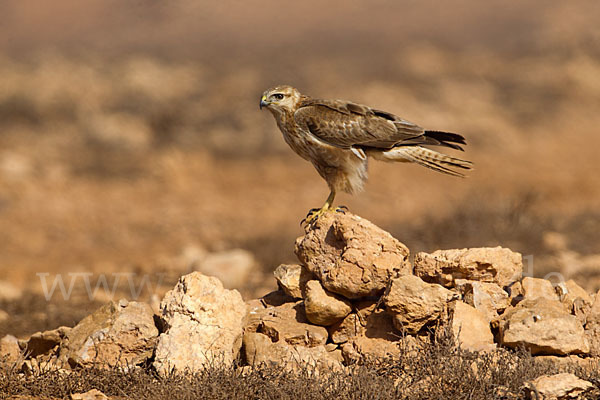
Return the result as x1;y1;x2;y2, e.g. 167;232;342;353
260;85;302;115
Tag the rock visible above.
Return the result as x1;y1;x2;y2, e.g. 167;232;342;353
0;280;22;301
194;248;256;289
414;247;522;288
524;373;594;400
455;280;509;319
304;280;352;326
0;334;21;365
450;301;495;352
243;332;341;371
521;277;558;302
26;326;71;358
384;275;455;334
329;313;364;344
273;264;314;299
154;272;247;374
0;309;8;323
70;389;109;400
556;279;593;320
245;301;328;347
295;212;411;299
498;298;589;355
60;300;158;368
584;289;600;356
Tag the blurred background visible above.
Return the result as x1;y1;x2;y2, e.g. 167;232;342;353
1;0;599;336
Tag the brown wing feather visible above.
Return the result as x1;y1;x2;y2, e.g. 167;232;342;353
294;99;425;149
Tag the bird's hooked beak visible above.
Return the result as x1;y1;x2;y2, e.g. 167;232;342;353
259;95;269;110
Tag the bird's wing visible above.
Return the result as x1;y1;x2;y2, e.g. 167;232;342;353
293;98;425;149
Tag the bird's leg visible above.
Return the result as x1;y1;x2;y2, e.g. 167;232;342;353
302;190;337;225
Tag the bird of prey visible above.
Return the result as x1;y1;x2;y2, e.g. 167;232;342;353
259;85;472;223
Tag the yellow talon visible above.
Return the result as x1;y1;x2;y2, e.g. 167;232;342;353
301;190;337;225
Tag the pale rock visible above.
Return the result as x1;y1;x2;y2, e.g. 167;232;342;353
584;289;600;356
0;334;21;365
245;300;328;347
329;307;397;347
556;279;593;320
273;264;314;299
498;298;589;355
384;275;456;334
70;389;109;400
0;309;7;323
295;212;411;299
414;247;522;288
304;280;352;326
154;272;247;374
243;332;341;370
525;373;594;400
450;301;495;352
194;248;256;289
521;277;558;302
60;300;158;368
341;336;401;362
455;280;509;319
26;326;71;358
0;280;21;301
328;313;364;344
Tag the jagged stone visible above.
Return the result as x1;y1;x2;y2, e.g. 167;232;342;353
455;280;510;320
304;280;352;326
245;300;328;347
154;272;247;374
449;301;495;352
498;298;589;355
384;275;456;334
60;300;158;369
243;332;341;371
414;247;522;288
521;277;558;302
524;373;594;400
295;212;411;299
273;264;314;299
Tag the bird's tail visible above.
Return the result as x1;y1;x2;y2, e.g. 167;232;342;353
372;146;473;177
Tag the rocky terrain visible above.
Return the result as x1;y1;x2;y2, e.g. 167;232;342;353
2;212;599;399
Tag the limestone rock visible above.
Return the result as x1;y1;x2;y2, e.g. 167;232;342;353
245;301;328;347
384;275;455;334
243;332;341;370
60;300;158;368
455;280;509;319
556;279;593;320
584;289;600;356
525;373;594;400
414;247;522;288
498;298;589;355
273;264;314;299
70;389;109;400
329;313;364;344
450;301;495;352
153;272;247;374
295;212;411;299
0;334;21;365
194;248;256;289
521;277;558;302
304;280;352;326
25;326;71;358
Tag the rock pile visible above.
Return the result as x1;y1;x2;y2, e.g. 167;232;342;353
2;211;600;377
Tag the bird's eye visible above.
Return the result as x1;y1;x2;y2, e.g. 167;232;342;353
271;93;284;101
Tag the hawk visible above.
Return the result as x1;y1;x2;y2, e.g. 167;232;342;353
260;85;472;222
